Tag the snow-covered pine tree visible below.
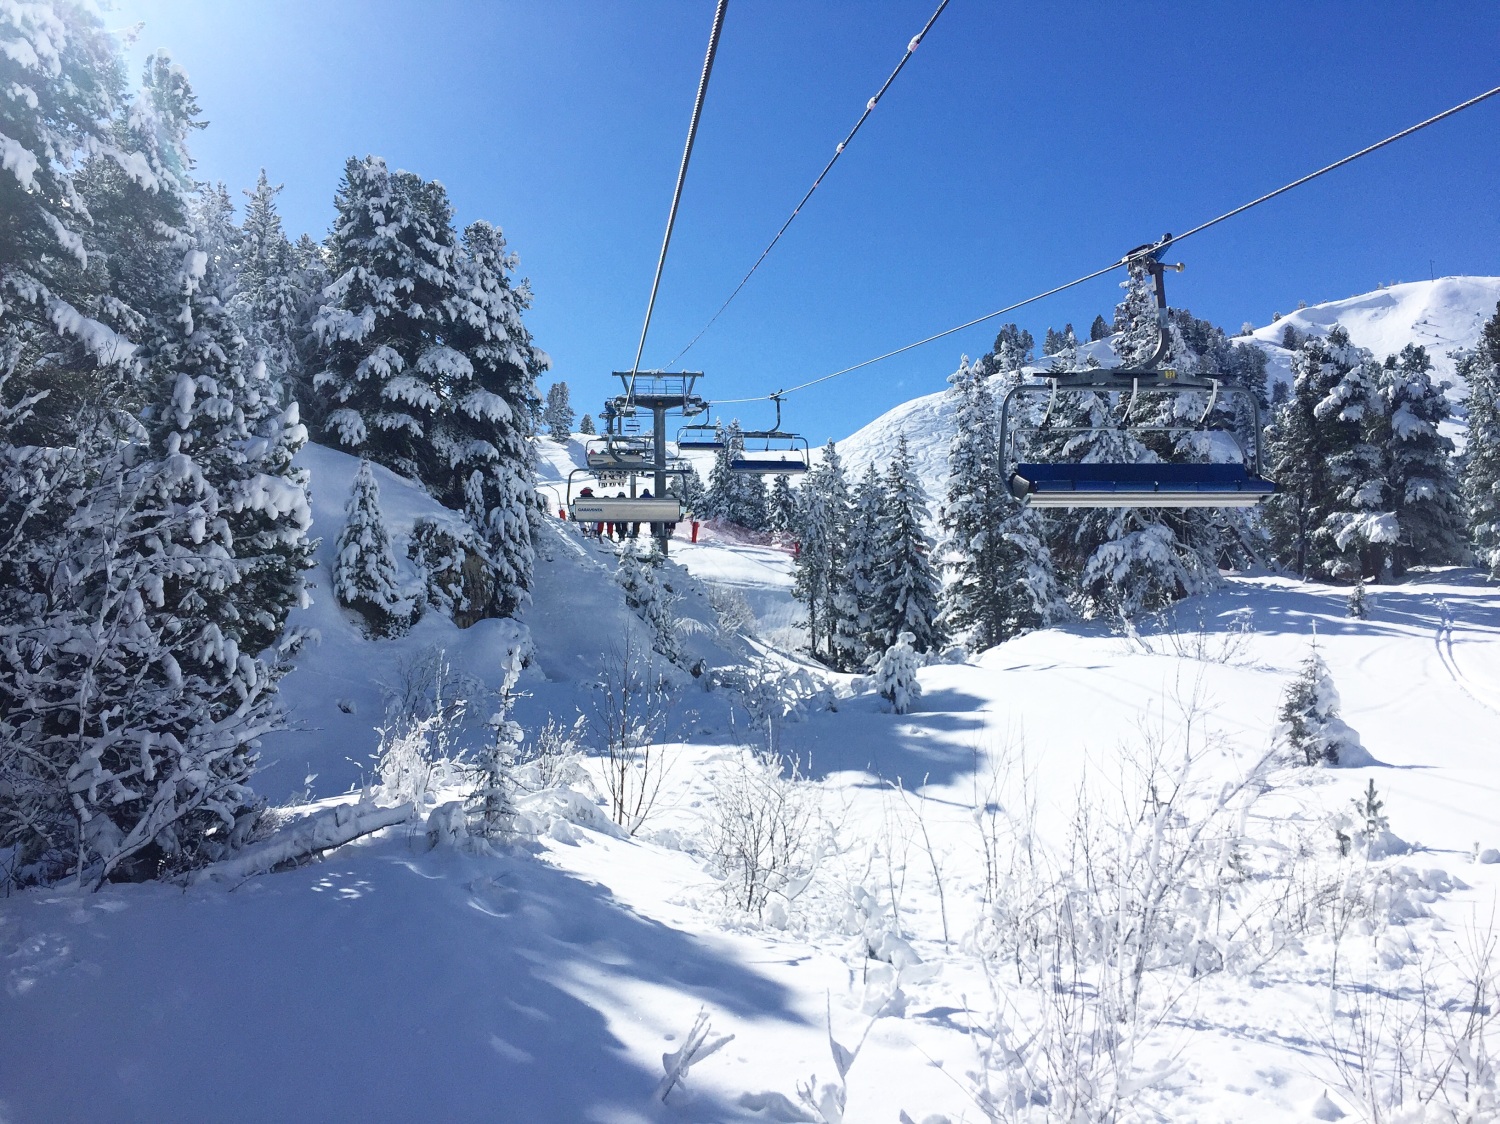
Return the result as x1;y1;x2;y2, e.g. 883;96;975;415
1043;327;1064;356
313;157;462;485
148;234;314;657
1371;344;1464;574
740;472;769;532
1089;314;1110;342
470;647;524;838
981;322;1034;377
832;461;883;669
334;459;410;636
1263;327;1390;580
869;436;943;654
0;10;177;443
791;441;852;665
873;632;922;714
438;220;549;617
544;381;574;442
579;413;596;435
1346;579;1368;619
1275;641;1366;766
705;420;765;528
671;460;707;518
1112;258;1159;365
234;170;309;406
938;358;1062;651
1460;303;1500;576
768;473;797;535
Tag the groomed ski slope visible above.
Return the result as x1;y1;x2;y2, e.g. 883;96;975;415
2;440;1500;1123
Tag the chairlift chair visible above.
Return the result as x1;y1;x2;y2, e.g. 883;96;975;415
729;393;812;475
584;433;656;472
675;421;726;450
999;239;1276;509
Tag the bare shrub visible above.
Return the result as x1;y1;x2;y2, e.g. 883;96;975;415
704;748;818;922
589;636;673;835
517;715;587;790
706;582;757;637
1317;927;1500;1123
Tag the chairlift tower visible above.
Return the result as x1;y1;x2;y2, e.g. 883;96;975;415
610;371;706;555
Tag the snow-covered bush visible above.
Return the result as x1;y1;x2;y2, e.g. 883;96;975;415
704;748;818;923
706;582;757;637
334;459;413;637
1275;642;1370;766
874;633;922;714
615;543;680;661
516;715;587;791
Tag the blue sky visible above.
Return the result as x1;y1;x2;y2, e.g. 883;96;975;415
114;1;1500;444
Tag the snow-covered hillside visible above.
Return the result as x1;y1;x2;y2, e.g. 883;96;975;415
840;276;1500;500
1248;276;1500;389
5;437;1500;1123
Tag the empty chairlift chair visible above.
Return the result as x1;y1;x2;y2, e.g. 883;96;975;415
998;240;1276;509
729;393;811;475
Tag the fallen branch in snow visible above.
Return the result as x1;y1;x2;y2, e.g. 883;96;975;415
188;801;415;884
657;1007;735;1102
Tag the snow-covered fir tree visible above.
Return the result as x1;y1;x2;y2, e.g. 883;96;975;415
1460;302;1500;575
437;220;549;617
1371;344;1465;574
1275;641;1365;766
1;30;309;887
313;156;462;485
234;170;314;407
791;441;852;665
978;322;1034;377
579;413;596;435
1263;327;1391;580
671;460;707;517
334;460;409;636
544;381;574;442
148;234;314;657
869;436;943;654
1346;579;1368;619
768;473;797;535
873;632;922;714
829;463;882;670
938;357;1061;652
470;649;524;838
704;421;766;529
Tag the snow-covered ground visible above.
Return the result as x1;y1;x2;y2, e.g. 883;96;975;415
4;434;1500;1123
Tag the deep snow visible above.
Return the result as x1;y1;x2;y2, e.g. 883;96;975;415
4;431;1500;1122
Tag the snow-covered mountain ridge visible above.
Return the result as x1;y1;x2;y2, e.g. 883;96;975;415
838;275;1500;496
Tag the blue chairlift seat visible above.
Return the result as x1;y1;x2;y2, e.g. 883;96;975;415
729;451;810;475
1009;461;1276;508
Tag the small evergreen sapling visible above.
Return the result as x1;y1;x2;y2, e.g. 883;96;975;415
334;460;411;636
579;413;596;435
874;632;922;715
1275;641;1367;766
1346;579;1368;619
470;647;524;838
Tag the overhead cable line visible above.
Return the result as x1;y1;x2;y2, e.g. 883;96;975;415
626;0;729;403
664;0;952;368
710;80;1500;406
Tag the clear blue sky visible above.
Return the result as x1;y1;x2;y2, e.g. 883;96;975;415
113;1;1500;444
